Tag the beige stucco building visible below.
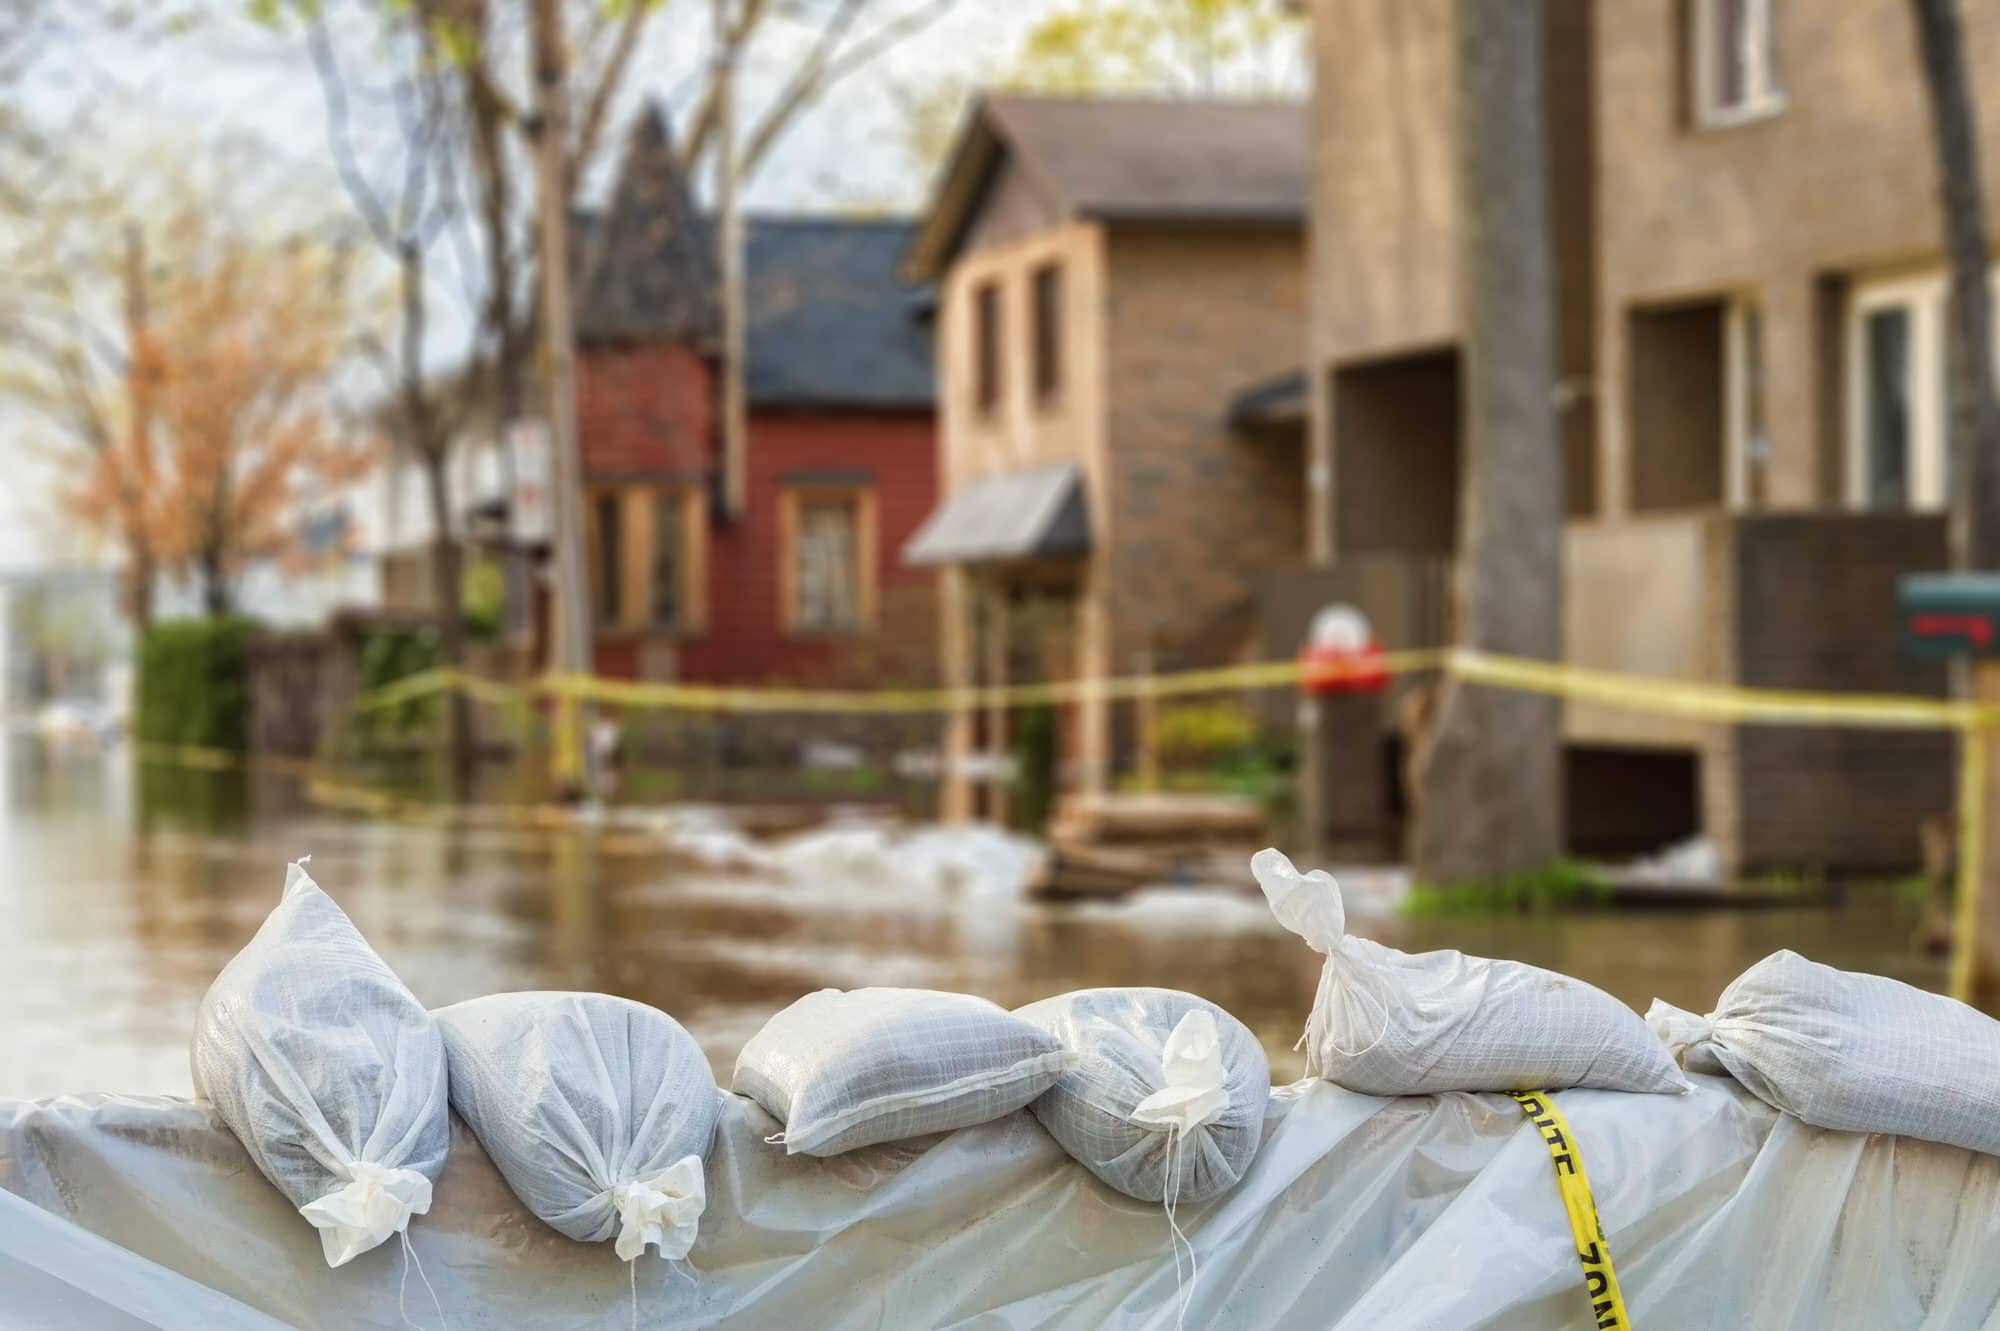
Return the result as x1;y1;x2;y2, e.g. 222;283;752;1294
1303;0;1995;871
905;96;1309;820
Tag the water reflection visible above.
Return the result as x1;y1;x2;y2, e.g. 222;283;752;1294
0;738;1955;1101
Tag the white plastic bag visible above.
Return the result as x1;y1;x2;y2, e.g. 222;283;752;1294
1647;949;2000;1156
434;991;722;1260
733;987;1069;1156
1015;987;1268;1203
190;858;449;1267
1252;848;1686;1096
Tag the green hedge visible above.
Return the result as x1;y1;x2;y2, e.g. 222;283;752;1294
135;617;258;751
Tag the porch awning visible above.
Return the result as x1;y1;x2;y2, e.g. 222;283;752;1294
902;461;1091;567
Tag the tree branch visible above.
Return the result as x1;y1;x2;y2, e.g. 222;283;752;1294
740;0;963;180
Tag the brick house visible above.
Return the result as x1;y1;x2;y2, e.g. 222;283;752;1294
903;96;1308;820
1296;0;1997;873
575;106;938;688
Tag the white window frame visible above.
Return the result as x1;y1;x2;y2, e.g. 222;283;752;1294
1723;296;1766;509
1690;0;1786;129
1846;273;1948;513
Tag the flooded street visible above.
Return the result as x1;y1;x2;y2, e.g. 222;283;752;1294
0;738;1957;1102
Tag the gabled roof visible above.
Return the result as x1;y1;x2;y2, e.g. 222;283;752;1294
577;108;935;410
577;103;719;345
746;218;934;410
906;94;1307;280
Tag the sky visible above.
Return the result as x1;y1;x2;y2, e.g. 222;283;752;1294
0;0;1067;573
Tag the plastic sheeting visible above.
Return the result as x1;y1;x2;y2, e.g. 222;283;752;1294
6;1076;2000;1330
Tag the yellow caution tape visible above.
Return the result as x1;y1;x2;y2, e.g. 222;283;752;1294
345;649;1452;717
1512;1091;1632;1331
342;646;2000;728
1446;648;1980;730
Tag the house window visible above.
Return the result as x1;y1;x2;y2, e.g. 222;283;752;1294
1032;262;1063;406
594;490;623;626
1724;298;1768;508
591;485;706;633
649;490;707;631
975;280;1003;414
1690;0;1783;128
781;486;876;635
1847;275;1951;512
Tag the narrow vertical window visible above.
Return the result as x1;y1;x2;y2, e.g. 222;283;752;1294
595;490;623;627
651;490;683;630
1032;262;1063;406
975;280;1003;414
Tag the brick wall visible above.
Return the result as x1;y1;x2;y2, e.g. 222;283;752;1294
1103;223;1309;673
578;341;715;479
1713;514;1951;872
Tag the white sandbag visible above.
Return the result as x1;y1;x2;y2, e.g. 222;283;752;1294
1252;848;1686;1096
190;858;449;1267
1647;949;2000;1156
1015;988;1268;1203
733;987;1069;1156
434;992;723;1261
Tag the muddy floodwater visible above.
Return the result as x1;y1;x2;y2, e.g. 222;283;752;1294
0;738;1960;1100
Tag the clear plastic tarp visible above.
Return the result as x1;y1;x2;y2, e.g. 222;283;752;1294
5;1076;2000;1330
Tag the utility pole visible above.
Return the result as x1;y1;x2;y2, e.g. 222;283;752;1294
531;0;593;796
714;0;748;520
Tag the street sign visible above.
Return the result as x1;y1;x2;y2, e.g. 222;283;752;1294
1900;573;2000;657
506;419;552;545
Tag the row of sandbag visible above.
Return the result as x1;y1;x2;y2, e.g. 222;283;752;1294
1253;847;2000;1158
189;859;1273;1273
192;850;2000;1280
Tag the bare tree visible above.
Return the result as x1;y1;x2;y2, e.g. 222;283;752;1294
302;5;480;769
1410;0;1564;886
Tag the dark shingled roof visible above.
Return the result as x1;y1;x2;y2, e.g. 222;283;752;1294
578;106;933;410
908;94;1307;278
745;218;934;410
577;103;719;345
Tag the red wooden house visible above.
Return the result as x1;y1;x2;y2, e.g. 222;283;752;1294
573;106;938;688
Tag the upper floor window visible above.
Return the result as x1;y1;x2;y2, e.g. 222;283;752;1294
975;280;1003;414
1690;0;1783;129
1032;262;1064;406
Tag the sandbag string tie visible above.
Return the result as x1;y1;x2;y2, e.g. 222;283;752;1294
396;1228;447;1331
1296;951;1391;1077
1162;1125;1198;1331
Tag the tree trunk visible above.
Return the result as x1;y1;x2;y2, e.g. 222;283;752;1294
422;446;473;780
123;543;154;630
1912;0;2000;574
1411;0;1564;886
1911;0;2000;1003
200;544;229;617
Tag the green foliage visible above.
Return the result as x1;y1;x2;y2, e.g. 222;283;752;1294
1403;860;1614;918
1155;699;1260;768
1010;702;1060;834
356;626;440;746
134;617;257;750
462;558;506;640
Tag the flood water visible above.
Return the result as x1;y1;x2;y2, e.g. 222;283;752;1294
0;737;1960;1102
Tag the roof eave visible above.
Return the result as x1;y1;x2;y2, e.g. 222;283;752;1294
904;106;1004;283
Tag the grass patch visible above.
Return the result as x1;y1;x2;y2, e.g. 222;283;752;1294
1403;859;1614;918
